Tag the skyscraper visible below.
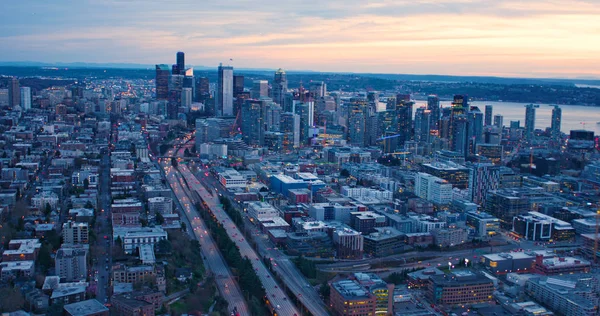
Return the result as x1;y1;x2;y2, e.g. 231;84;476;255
551;105;562;139
294;101;315;145
181;88;192;108
196;77;209;102
414;107;431;143
281;112;300;149
467;106;484;154
493;114;503;129
468;163;500;205
216;64;234;116
183;67;195;101
272;68;288;106
309;81;327;98
427;95;440;131
155;64;170;100
20;87;31;110
167;74;184;119
449;95;468;154
176;52;185;75
252;80;269;99
484;105;493;126
241;99;266;146
525;104;537;141
395;95;414;147
7;77;20;108
346;97;368;147
233;75;244;98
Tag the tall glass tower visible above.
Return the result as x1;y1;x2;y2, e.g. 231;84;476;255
216;64;234;116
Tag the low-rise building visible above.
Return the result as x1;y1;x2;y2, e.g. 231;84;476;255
3;239;41;262
466;211;499;239
363;227;405;257
112;295;155;316
116;227;167;254
50;286;86;305
532;255;591;275
427;270;494;306
350;211;387;234
63;299;109;316
431;228;468;248
329;273;394;316
147;197;173;215
218;169;247;189
526;274;600;316
0;260;34;281
332;227;364;259
512;211;575;242
247;201;279;221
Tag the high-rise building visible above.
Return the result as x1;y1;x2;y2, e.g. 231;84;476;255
233;75;244;98
20;87;31;110
55;246;88;282
167;74;184;119
183;67;195;100
493;114;503;129
176;51;185;75
414;107;431;143
347;97;368;147
414;172;453;204
294;101;315;145
272;68;288;105
62;221;89;244
280;112;300;149
241;99;266;146
395;95;413;147
155;64;170;100
484;105;493;126
551;105;562;139
309;81;327;98
467;106;484;155
525;104;537;141
427;95;440;131
448;95;468;155
251;80;269;99
7;77;20;108
468;163;500;205
216;64;234;116
196;77;209;102
181;88;192;108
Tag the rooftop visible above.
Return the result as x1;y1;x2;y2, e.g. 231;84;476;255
63;299;108;316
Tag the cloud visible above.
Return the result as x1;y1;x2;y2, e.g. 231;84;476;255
0;0;599;77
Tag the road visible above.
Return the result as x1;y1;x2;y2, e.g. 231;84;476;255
195;165;329;316
176;160;301;316
160;144;249;316
94;151;112;304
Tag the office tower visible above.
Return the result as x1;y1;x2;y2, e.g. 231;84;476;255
448;95;468;154
310;81;327;98
272;68;288;105
7;77;20;108
20;87;31;110
155;64;170;100
525;104;537;141
216;64;234;116
551;105;562;139
468;163;500;205
265;102;281;132
346;97;368;147
252;80;269;99
294;101;315;145
233;75;244;97
183;68;195;101
510;121;520;129
427;95;440;131
176;52;185;75
414;107;431;143
493;114;503;129
395;95;413;147
241;99;266;146
196;77;209;102
467;106;484;155
167;74;184;119
181;88;192;107
484;105;493;126
281;112;300;149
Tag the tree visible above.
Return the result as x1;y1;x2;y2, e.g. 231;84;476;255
155;212;164;225
83;178;90;190
44;203;52;216
171;158;178;168
0;287;25;313
319;282;330;300
180;222;187;232
54;150;61;157
85;200;94;210
340;169;350;177
37;244;53;272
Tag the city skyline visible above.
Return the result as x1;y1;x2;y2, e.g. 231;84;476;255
1;0;600;79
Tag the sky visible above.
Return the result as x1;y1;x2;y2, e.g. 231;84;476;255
1;0;599;78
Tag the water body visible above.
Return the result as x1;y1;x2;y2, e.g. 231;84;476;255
413;101;600;135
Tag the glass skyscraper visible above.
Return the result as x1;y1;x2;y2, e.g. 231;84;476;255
216;64;234;116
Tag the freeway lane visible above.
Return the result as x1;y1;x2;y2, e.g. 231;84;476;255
196;168;329;316
177;162;301;316
160;145;249;316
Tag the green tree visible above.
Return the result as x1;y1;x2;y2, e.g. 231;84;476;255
155;212;164;225
37;244;52;272
319;282;330;300
180;222;187;232
85;200;94;209
340;169;350;177
83;178;90;190
44;203;52;216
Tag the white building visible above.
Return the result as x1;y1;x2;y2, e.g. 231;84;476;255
218;169;247;189
120;227;167;254
148;197;173;215
62;221;89;244
340;186;393;201
55;246;88;282
20;87;31;110
31;191;59;211
414;172;453;205
199;143;227;158
431;228;468;247
409;215;446;233
0;260;34;281
247;201;279;221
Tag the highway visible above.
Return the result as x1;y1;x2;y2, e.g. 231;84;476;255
194;165;330;316
159;144;249;316
175;159;301;316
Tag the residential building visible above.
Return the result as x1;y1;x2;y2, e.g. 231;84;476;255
216;64;233;116
526;274;600;316
431;228;468;248
56;246;88;282
62;221;89;244
63;299;109;316
414;172;453;205
147;197;173;215
468;163;500;205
